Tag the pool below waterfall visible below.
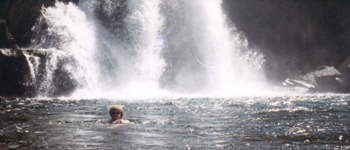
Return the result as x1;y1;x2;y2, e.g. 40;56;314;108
1;94;350;149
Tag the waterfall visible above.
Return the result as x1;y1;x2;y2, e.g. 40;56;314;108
23;51;40;84
160;0;267;96
29;0;270;98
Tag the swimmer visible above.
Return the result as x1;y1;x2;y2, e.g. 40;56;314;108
109;105;132;124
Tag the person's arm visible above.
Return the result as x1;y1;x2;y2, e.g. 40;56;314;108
110;120;122;124
121;119;135;124
122;119;130;123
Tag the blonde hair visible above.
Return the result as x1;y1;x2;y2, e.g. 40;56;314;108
109;105;124;117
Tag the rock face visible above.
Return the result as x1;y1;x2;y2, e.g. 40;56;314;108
0;0;80;97
0;49;78;97
1;0;350;96
25;49;78;97
0;0;79;47
338;56;350;73
223;0;350;83
283;65;350;93
336;56;350;92
0;49;34;97
0;18;17;48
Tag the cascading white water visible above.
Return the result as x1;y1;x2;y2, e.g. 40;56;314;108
159;0;268;96
30;0;271;98
190;1;267;96
23;51;40;84
72;0;168;98
31;2;100;97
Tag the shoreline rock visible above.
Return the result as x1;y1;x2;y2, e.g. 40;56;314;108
283;65;350;93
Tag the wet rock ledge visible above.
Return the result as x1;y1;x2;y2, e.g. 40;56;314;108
283;63;350;93
0;0;79;98
0;18;77;97
0;48;78;98
0;18;32;97
0;49;34;97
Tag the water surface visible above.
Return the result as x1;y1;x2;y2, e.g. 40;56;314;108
1;94;350;149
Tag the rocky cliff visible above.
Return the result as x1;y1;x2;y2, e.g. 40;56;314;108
0;0;79;47
0;49;34;97
0;0;79;97
0;18;16;48
1;0;350;97
223;0;350;83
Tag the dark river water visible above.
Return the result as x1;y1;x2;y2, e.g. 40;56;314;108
1;94;350;149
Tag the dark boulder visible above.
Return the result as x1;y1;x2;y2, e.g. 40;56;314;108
283;65;350;93
0;49;35;97
51;58;78;97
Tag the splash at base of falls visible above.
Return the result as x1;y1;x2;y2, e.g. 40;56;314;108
28;0;273;99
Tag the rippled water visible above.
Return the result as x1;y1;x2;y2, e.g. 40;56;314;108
1;94;350;149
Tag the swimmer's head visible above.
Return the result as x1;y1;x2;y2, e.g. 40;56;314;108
109;105;124;118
